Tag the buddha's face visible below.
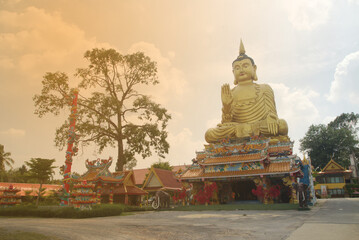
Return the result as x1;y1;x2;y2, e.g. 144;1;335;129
232;59;257;83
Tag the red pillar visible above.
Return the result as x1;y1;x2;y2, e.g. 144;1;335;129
97;184;102;205
60;89;79;206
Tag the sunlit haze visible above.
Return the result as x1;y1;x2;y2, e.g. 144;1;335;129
1;0;359;178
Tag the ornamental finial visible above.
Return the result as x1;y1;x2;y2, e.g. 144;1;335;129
239;39;246;55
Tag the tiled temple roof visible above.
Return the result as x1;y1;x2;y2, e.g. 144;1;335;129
101;185;147;195
181;162;299;180
79;171;100;181
147;168;183;190
202;152;266;165
0;183;61;197
267;145;292;154
196;152;207;160
78;171;131;183
132;165;190;186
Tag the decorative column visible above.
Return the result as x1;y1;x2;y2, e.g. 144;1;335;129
262;176;268;205
291;175;298;204
109;186;114;204
282;176;295;204
72;181;96;210
124;185;128;205
97;184;102;205
60;89;79;206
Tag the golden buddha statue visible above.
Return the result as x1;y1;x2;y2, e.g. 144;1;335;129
205;40;288;143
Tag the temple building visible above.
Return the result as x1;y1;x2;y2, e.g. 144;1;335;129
180;41;305;204
314;159;352;198
181;138;302;204
142;167;183;194
76;158;147;205
133;164;190;188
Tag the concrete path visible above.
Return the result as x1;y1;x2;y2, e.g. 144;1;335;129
287;198;359;240
1;198;358;240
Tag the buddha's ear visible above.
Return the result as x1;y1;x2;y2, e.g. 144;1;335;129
253;65;258;81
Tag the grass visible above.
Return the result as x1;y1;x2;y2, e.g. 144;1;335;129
0;204;127;218
0;228;62;240
171;203;299;211
0;203;299;218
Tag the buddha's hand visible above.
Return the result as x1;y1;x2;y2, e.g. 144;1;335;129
266;113;279;135
221;84;233;106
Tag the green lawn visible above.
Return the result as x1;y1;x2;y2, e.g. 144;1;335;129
0;203;301;219
0;228;62;240
0;204;153;218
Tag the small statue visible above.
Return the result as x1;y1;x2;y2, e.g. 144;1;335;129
297;157;311;208
205;40;288;143
293;182;309;209
151;190;170;210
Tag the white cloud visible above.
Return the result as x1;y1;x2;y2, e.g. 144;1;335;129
0;128;26;137
132;127;204;169
284;0;332;30
322;116;335;125
167;51;176;59
327;51;359;104
206;118;221;129
0;57;14;68
0;7;111;77
127;42;189;106
271;83;320;126
167;128;204;165
349;0;359;5
270;83;320;153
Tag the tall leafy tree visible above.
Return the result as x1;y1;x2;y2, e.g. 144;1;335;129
33;48;171;171
151;161;173;171
300;113;359;169
328;112;359;133
0;144;14;181
25;158;56;206
6;165;28;183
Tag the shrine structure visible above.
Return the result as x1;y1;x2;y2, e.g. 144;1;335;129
0;184;21;207
75;157;147;205
180;41;303;204
72;181;97;210
314;159;352;198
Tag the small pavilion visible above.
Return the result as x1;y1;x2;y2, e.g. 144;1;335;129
314;159;352;198
142;167;183;195
76;158;147;205
133;164;190;188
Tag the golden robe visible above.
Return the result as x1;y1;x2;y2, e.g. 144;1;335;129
205;83;287;143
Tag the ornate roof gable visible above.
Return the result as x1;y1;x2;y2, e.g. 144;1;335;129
322;159;345;172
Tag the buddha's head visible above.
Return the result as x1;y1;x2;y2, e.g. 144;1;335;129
232;40;258;84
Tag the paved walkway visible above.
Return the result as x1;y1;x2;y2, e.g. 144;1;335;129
287;198;359;240
1;198;358;240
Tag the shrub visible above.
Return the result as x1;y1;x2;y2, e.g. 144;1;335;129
0;204;126;218
344;184;359;196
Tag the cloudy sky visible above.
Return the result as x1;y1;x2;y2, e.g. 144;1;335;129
1;0;359;178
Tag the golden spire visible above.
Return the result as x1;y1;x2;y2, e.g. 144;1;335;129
239;39;245;55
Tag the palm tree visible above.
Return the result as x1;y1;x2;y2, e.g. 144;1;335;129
0;144;14;181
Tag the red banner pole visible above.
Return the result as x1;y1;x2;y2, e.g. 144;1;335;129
60;89;79;206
